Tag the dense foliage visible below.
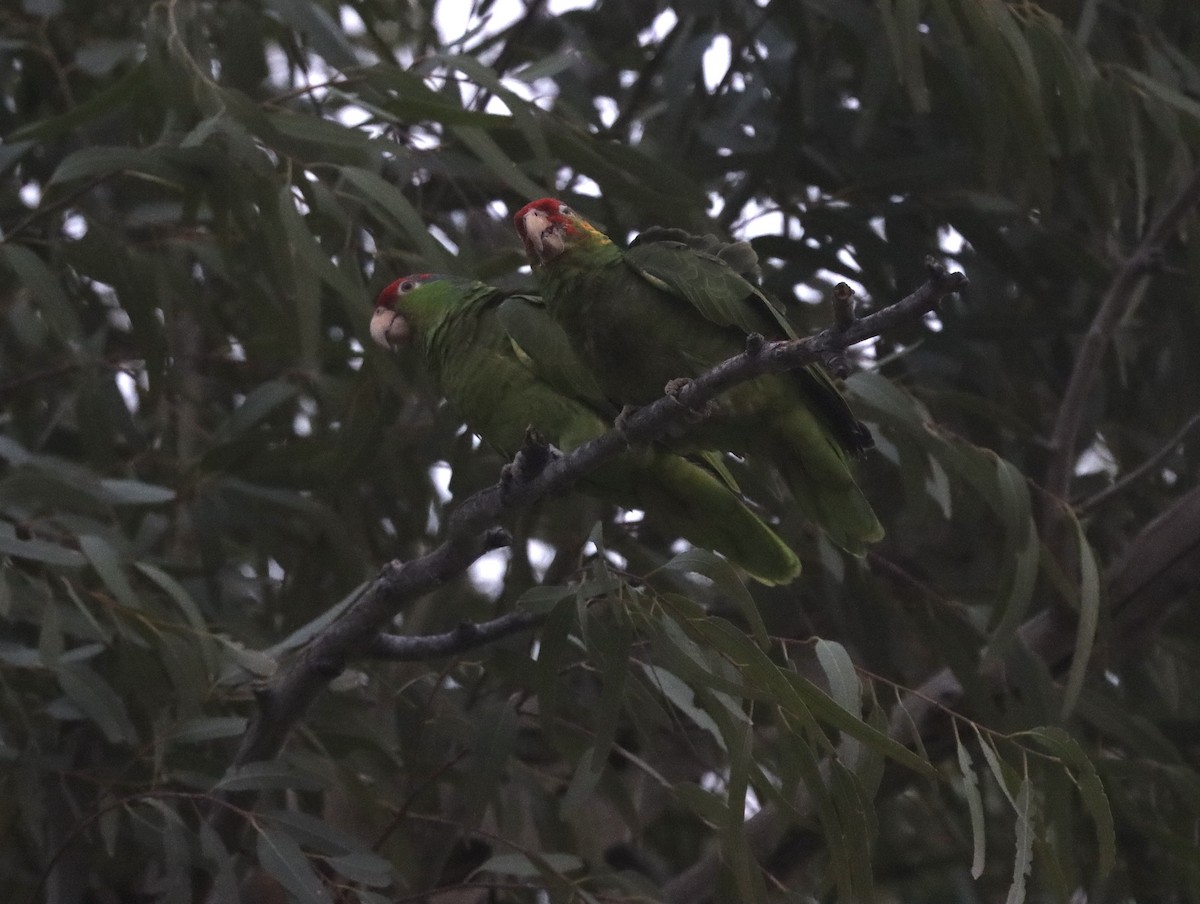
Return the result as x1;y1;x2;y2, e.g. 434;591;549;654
1;0;1198;901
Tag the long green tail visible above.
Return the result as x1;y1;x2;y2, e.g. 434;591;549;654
589;451;801;585
769;408;884;555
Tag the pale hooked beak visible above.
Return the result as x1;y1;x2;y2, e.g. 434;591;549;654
370;306;410;348
520;208;565;264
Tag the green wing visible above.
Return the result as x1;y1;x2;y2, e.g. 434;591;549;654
497;290;743;489
625;230;796;339
496;293;614;414
627;231;871;455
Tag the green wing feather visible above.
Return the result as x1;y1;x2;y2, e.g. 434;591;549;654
498;292;743;490
496;294;613;414
625;232;796;339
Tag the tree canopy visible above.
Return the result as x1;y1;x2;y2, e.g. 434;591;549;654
1;0;1198;902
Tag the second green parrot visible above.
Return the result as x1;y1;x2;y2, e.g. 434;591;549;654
514;198;883;554
370;273;801;584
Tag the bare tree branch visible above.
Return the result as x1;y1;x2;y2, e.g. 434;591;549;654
204;261;967;842
367;610;546;661
1042;164;1200;537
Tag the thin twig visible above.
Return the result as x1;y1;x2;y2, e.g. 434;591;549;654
1076;412;1200;514
367;610;545;660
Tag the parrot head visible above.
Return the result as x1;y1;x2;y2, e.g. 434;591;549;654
514;198;608;266
370;273;446;348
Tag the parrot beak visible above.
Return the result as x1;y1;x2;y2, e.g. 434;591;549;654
520;208;565;264
370;305;410;348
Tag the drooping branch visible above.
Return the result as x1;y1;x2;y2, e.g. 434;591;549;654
204;260;966;841
659;481;1200;904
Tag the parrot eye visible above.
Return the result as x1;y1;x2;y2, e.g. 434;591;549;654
399;280;416;293
558;204;573;217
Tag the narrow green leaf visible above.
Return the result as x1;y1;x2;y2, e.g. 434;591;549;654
337;166;457;270
61;581;111;643
984;0;1043;106
829;760;878;903
169;716;248;745
97;795;121;856
640;664;725;750
1120;66;1200;122
267;810;387;865
514;583;575;613
477;852;583;878
661;547;767;645
1006;776;1035;904
46;145;182;193
1074;756;1116;879
57;663;139;745
257;826;334;904
8;61;146;142
0;244;82;341
1022;726;1115;879
267;0;360;70
814;638;862;717
976;728;1018;808
359;66;513;128
0;434;33;465
80;535;142;611
0;522;85;567
265;108;380;165
436;52;552;165
925;455;953;519
722;717;764;903
982;459;1038;660
1059;512;1102;720
894;0;931;112
216;636;278;678
275;187;322;368
451;125;546;198
39;595;64;666
0;139;34;175
134;562;207;633
956;733;987;879
459;703;518;831
146;799;190;904
98;478;175;505
692;618;937;776
585;616;632;773
218;762;326;792
199;820;239;903
326;850;394;887
673;781;729;824
213;379;298;442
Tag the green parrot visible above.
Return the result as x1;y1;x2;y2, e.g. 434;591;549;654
370;273;801;584
513;198;883;554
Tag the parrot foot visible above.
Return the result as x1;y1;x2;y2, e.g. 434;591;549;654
825;351;851;379
501;427;559;496
664;378;717;421
614;405;640;433
483;527;512;551
832;282;858;331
